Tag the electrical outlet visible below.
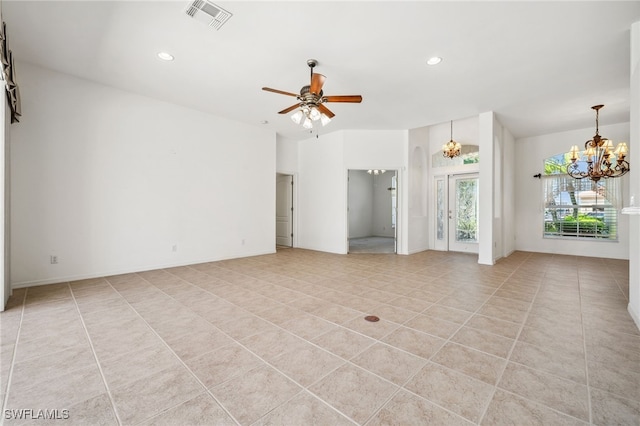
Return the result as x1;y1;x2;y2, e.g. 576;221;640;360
50;255;58;264
172;244;178;252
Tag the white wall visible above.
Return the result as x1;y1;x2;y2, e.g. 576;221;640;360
371;171;395;237
348;170;374;238
2;85;10;308
478;112;496;264
502;124;516;257
515;122;630;260
297;129;407;254
407;127;429;254
276;135;298;174
627;21;640;328
11;63;276;287
297;131;346;253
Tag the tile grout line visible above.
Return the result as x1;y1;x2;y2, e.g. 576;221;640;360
342;256;528;424
360;257;529;425
117;269;371;425
99;275;244;426
181;255;543;425
159;266;462;425
479;256;595;424
67;282;123;426
152;268;375;424
172;258;552;400
473;251;540;425
577;267;594;425
18;251;627;425
247;389;358;426
0;288;28;426
480;256;592;424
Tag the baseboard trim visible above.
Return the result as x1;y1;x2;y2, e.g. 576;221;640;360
11;249;276;289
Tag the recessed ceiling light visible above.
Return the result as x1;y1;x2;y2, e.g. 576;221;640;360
157;52;174;61
426;56;442;66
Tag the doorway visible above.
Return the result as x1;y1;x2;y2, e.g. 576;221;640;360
275;174;293;248
347;169;397;254
434;173;479;253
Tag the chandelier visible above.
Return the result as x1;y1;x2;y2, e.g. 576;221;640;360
567;105;629;182
442;120;461;159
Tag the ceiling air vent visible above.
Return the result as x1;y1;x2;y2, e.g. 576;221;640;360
186;0;232;30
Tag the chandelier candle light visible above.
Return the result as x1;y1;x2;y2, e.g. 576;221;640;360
567;105;629;182
442;120;462;159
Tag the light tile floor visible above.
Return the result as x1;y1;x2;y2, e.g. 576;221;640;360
1;249;638;425
348;237;395;254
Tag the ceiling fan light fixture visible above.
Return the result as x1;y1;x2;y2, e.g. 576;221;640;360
309;106;321;121
262;59;362;131
320;113;332;126
291;110;304;124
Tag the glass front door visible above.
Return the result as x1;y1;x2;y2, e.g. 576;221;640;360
434;174;479;253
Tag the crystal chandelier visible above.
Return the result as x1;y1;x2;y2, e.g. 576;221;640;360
442;120;461;159
567;105;629;182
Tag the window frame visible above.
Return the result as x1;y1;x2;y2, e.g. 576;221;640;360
542;154;619;241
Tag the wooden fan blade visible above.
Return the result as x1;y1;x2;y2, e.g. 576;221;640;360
278;103;302;114
262;87;298;97
310;73;326;95
323;95;362;103
316;103;335;118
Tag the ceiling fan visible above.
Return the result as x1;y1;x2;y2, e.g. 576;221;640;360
262;59;362;129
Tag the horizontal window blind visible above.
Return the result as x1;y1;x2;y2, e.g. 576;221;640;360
542;175;619;240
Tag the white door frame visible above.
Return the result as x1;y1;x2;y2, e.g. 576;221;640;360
276;173;294;248
346;169;398;254
1;89;8;311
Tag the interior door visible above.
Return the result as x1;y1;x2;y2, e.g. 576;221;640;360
448;174;479;253
275;174;293;247
433;174;479;253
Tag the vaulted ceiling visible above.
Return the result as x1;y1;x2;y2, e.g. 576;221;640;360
4;1;640;141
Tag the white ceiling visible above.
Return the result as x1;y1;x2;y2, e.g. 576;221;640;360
4;1;640;141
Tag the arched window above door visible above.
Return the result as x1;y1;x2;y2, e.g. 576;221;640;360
432;145;479;168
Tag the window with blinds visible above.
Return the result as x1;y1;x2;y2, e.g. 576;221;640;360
543;154;620;240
